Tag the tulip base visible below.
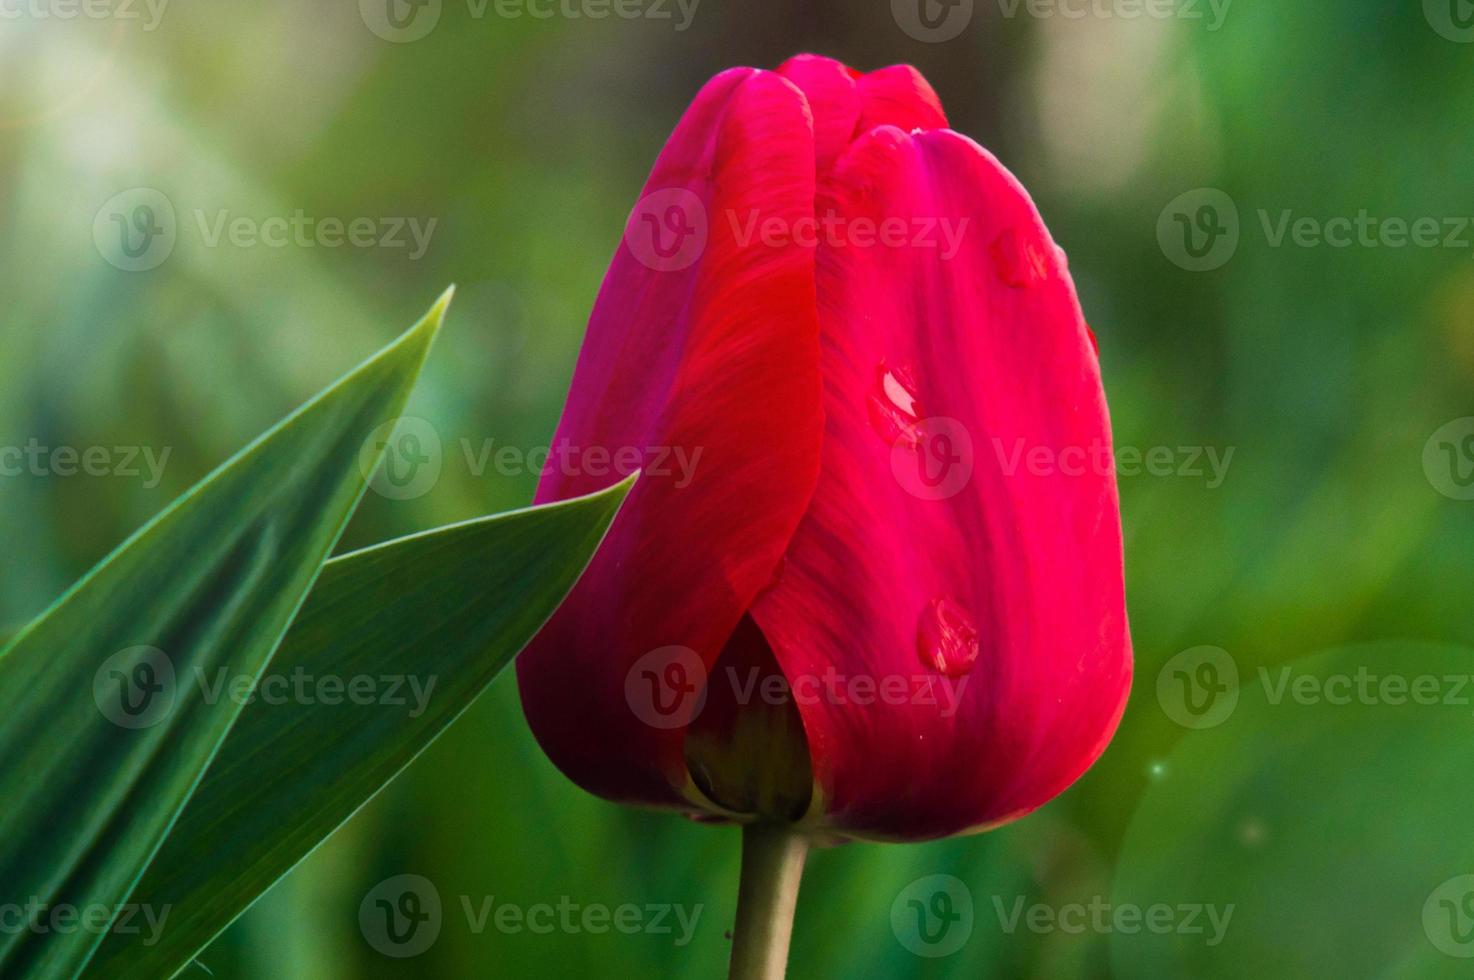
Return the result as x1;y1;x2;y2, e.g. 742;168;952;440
728;824;810;980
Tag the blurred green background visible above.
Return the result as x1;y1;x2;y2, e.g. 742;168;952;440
3;1;1473;976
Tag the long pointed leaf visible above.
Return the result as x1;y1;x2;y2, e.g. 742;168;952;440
89;475;634;978
0;290;451;978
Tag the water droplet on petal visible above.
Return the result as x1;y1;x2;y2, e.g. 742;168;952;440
868;361;924;446
989;226;1053;288
917;597;980;677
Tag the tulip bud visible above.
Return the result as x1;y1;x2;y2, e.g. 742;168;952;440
517;55;1130;844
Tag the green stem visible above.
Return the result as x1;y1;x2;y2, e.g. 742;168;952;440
728;824;810;980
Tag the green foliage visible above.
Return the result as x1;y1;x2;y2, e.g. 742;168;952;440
0;293;449;978
0;295;632;978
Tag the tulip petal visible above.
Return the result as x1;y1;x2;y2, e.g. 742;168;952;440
750;127;1131;841
855;64;947;134
776;55;860;171
517;70;823;810
775;56;948;172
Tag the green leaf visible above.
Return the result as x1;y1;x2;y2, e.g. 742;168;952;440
0;290;451;979
89;475;633;978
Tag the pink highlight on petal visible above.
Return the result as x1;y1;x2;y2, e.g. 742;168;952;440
867;361;925;448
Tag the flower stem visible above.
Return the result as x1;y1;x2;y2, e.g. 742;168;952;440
728;823;810;980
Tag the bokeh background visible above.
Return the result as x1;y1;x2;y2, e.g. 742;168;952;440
3;1;1474;976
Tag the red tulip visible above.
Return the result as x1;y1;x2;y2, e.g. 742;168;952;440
517;54;1130;844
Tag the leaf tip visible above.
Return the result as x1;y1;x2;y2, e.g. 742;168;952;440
382;286;455;372
433;283;457;317
598;469;640;520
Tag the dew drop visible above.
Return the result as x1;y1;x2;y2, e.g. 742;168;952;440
989;226;1053;288
916;596;980;677
868;361;924;446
